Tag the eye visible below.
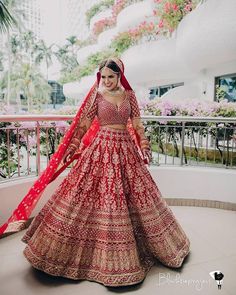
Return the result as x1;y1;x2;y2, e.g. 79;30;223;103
108;75;114;78
101;75;106;79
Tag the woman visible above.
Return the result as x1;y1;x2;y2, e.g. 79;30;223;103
2;58;190;287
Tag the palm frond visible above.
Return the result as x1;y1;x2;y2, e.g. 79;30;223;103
0;0;17;33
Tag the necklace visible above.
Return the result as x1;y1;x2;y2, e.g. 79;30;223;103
103;87;124;97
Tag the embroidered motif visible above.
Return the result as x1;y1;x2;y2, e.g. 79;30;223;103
22;127;190;287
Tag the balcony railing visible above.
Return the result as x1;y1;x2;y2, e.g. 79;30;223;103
0;115;235;183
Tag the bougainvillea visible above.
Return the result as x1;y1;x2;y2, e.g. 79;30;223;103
153;0;201;35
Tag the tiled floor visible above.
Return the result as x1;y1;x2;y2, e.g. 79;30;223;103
0;206;235;295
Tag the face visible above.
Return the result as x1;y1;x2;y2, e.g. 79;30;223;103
100;67;119;91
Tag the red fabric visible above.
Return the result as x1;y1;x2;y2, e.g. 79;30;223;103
22;127;190;285
0;60;141;236
0;83;98;235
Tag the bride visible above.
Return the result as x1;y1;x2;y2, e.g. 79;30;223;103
1;58;190;287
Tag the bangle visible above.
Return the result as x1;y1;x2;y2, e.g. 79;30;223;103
140;138;149;142
141;145;150;151
140;138;150;148
141;143;150;150
69;143;78;149
71;139;80;146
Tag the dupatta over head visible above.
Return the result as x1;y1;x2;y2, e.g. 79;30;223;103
0;57;142;236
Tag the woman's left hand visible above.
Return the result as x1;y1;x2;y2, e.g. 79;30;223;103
142;148;152;164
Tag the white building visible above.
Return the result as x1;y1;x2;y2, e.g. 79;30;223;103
63;0;236;103
17;0;42;40
66;0;100;41
0;0;42;50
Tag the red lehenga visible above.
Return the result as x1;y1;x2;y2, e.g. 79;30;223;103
0;58;190;286
21;89;190;286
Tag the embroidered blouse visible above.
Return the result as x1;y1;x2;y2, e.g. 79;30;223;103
85;89;140;125
70;89;150;151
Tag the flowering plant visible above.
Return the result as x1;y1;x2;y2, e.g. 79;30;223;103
139;98;236;166
140;98;236;118
86;0;115;25
111;21;156;54
92;0;143;36
153;0;200;35
92;0;126;36
93;17;116;35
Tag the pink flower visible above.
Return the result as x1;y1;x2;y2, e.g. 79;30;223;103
184;4;192;12
22;121;38;129
164;2;171;13
28;135;37;148
158;19;164;28
55;121;69;134
172;4;178;11
153;9;158;16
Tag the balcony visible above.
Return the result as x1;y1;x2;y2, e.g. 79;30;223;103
116;0;153;33
89;8;113;32
97;27;118;49
176;0;236;71
0;114;235;223
76;43;100;64
0;114;235;294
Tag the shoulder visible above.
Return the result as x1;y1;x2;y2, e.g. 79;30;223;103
95;90;103;101
125;89;135;98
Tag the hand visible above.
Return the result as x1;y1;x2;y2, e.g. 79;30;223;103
63;146;77;164
142;148;152;164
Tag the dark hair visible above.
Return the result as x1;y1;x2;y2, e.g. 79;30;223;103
99;59;121;74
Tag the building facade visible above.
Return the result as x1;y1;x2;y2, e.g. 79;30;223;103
66;0;99;41
17;0;42;40
63;0;236;103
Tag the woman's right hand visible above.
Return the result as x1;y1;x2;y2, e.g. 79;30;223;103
63;145;77;164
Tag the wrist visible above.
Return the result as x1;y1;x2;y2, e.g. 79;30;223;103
140;138;150;150
68;144;78;151
71;138;80;145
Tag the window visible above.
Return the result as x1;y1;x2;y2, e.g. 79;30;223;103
149;82;184;100
215;74;236;102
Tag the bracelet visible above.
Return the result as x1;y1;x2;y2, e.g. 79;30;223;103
140;139;150;149
72;138;80;143
141;143;150;148
141;146;151;151
71;139;80;146
69;143;78;149
140;141;149;146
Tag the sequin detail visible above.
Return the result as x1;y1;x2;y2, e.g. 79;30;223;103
22;127;190;287
86;90;140;125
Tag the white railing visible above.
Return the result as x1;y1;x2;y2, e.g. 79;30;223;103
0;115;235;183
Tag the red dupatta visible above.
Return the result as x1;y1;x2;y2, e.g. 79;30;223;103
0;58;142;236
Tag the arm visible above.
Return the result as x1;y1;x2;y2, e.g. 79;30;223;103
63;95;98;162
129;90;152;163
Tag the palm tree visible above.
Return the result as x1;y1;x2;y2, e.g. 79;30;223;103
34;40;54;80
2;0;25;107
21;30;35;63
55;36;80;74
0;50;4;71
11;63;51;111
55;45;79;72
10;33;22;63
0;0;17;33
66;35;78;55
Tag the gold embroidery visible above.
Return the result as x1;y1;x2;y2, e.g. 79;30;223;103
22;127;190;287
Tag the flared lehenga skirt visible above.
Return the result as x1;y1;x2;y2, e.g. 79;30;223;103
22;126;190;286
